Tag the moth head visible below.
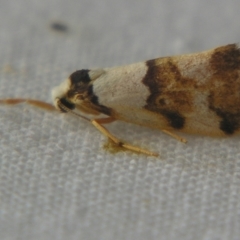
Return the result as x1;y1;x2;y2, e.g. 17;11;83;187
52;69;105;113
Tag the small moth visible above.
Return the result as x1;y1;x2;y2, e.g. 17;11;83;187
1;43;240;156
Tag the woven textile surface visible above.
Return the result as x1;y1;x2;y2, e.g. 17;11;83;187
1;1;240;239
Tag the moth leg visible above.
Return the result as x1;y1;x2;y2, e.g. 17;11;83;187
162;129;187;143
91;118;158;157
94;116;116;124
0;98;56;111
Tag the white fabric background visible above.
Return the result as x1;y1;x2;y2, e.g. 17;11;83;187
1;0;240;239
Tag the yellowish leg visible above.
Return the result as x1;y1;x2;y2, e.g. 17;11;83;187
162;129;187;143
0;98;159;156
92;118;159;157
94;116;116;124
0;98;56;111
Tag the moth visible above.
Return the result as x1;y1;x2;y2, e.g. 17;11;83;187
1;43;240;156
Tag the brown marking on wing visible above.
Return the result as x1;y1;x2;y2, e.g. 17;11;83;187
142;45;240;135
67;70;91;99
72;84;112;116
208;84;240;135
142;58;194;129
87;85;112;115
207;44;240;134
210;44;240;72
66;70;113;116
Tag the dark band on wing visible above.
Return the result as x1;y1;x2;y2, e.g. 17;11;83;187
142;59;186;129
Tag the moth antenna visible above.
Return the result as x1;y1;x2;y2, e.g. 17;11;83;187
57;99;91;122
